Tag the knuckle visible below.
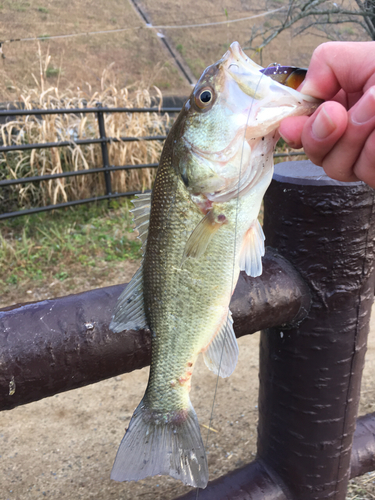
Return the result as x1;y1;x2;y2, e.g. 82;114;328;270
312;42;339;64
312;43;330;60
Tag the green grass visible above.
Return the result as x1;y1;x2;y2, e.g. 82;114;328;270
176;44;185;55
347;471;375;499
45;66;60;77
0;199;142;287
10;1;30;11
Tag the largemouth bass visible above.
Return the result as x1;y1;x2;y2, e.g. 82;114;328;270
110;42;319;488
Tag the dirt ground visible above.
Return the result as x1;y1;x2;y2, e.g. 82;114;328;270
1;261;375;500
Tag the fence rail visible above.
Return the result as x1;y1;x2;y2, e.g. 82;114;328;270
0;105;306;220
0;105;179;220
1;160;374;500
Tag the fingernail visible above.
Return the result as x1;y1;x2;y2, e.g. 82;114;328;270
311;106;336;140
352;87;375;124
296;79;316;97
297;80;305;92
279;131;298;149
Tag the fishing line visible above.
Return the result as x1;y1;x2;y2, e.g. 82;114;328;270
196;61;274;498
0;8;285;47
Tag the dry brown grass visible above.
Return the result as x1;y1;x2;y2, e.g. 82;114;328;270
0;0;190;96
347;471;375;499
0;46;170;211
138;0;331;76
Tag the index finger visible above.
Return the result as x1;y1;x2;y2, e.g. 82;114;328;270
300;42;375;100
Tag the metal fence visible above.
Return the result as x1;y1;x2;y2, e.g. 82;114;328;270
0;105;179;220
0;105;305;221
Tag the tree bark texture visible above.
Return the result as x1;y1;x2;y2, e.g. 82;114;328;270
258;161;375;500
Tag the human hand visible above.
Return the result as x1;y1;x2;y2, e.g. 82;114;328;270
279;42;375;187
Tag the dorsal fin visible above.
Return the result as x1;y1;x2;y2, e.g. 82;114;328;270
130;192;151;249
110;193;152;334
109;265;148;333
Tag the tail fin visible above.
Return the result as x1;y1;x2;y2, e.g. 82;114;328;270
111;400;208;488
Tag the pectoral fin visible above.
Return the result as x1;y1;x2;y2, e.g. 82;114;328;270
182;209;227;261
203;310;238;378
239;220;265;278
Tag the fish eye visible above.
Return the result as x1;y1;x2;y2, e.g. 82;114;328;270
200;90;212;103
194;87;214;109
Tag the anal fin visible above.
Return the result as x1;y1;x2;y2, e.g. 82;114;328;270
203;310;238;378
239;220;265;278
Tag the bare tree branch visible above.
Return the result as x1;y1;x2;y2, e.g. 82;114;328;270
246;0;375;53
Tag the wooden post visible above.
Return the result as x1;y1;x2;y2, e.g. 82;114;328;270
258;161;375;500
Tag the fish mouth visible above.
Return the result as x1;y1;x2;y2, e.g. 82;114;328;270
223;41;318;104
222;42;263;71
224;41;263;74
222;42;266;101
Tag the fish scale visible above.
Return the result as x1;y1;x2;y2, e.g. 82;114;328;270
144;148;237;407
109;41;320;488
